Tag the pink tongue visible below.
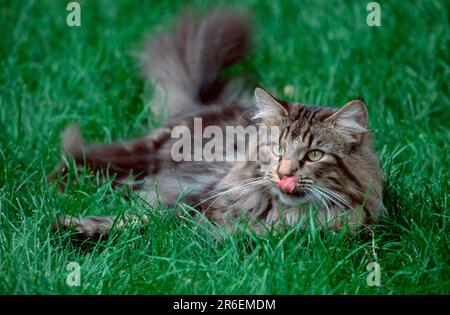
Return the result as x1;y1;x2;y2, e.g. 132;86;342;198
278;176;297;194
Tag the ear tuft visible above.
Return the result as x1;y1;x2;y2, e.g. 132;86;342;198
325;100;368;141
253;87;288;124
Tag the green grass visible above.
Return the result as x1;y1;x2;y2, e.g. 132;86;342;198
0;0;448;294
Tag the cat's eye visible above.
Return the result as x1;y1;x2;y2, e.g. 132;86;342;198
307;149;324;162
272;144;284;157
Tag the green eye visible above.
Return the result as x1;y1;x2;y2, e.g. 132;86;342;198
307;149;324;161
272;144;284;157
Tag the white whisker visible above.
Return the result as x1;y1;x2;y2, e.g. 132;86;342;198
314;185;351;210
309;187;332;219
195;177;269;208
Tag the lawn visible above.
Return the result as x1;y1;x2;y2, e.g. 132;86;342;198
0;0;448;294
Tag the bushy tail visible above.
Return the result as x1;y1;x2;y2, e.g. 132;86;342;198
140;10;251;116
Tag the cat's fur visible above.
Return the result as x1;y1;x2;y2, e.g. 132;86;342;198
52;10;385;239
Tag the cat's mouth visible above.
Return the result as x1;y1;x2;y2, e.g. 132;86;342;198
278;176;306;198
273;184;309;207
277;176;306;197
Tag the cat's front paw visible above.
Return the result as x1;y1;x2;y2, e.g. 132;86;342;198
52;215;111;241
52;214;149;241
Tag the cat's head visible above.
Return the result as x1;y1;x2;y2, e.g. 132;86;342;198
253;87;380;210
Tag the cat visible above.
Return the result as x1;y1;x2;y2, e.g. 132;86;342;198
51;10;386;240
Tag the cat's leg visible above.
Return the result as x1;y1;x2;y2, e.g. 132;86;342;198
53;213;149;241
49;125;172;186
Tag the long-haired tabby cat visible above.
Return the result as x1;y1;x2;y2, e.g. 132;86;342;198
52;10;386;240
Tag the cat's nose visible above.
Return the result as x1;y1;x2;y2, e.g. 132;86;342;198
277;159;299;178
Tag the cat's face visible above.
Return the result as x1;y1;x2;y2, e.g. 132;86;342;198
254;87;369;208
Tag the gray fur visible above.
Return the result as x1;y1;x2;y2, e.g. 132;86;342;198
53;10;385;239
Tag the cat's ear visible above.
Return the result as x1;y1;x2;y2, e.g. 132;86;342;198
254;87;288;125
325;100;368;142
